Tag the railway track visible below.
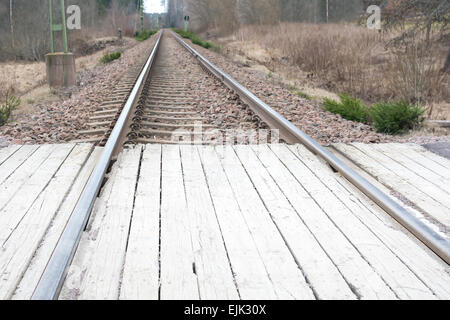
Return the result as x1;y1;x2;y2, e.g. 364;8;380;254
77;31;268;147
31;29;450;299
126;34;220;145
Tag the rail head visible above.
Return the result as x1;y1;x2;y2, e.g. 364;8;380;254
31;30;164;300
169;30;450;265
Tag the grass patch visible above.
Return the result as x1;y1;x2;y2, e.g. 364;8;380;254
0;92;20;126
172;29;219;50
296;91;312;101
288;85;312;101
100;52;121;64
135;30;158;42
369;101;425;134
323;93;370;123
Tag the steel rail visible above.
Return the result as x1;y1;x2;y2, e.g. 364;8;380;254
32;31;163;300
170;30;450;265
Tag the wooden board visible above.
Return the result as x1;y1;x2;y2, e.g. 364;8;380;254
235;145;355;300
255;144;396;299
287;144;439;299
159;145;199;300
326;145;450;299
120;145;161;300
334;143;450;227
370;143;450;188
379;143;450;180
76;146;142;300
13;146;101;300
0;145;21;166
0;145;39;185
0;144;75;245
214;145;314;300
47;143;449;300
179;145;239;300
60;148;123;300
0;145;56;210
0;144;94;299
353;143;450;210
197;145;279;300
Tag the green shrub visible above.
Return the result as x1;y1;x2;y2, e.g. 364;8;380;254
172;29;219;50
135;30;157;42
100;52;121;63
323;93;369;123
0;93;20;126
369;101;425;134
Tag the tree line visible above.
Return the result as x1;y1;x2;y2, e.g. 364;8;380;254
0;0;143;61
166;0;449;39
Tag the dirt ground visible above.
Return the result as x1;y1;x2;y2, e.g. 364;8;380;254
220;38;341;104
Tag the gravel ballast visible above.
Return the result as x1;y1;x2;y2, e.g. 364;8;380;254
1;31;448;146
180;36;450;145
0;36;157;145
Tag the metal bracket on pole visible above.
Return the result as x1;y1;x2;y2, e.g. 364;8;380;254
49;0;68;53
184;16;190;32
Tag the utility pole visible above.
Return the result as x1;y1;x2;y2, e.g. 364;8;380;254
139;0;144;32
326;0;329;23
9;0;14;48
49;0;68;53
46;0;75;87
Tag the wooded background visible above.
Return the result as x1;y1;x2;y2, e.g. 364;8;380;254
0;0;152;61
1;0;449;62
167;0;366;32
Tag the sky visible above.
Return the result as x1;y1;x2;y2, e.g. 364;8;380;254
144;0;166;13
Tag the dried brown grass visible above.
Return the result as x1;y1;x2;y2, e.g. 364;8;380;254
233;23;449;106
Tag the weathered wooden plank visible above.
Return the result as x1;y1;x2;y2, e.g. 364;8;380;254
413;146;450;168
0;144;75;245
198;145;279;300
75;146;142;300
0;145;39;186
353;143;450;209
159;145;199;300
384;143;450;180
335;143;450;227
0;145;21;166
179;145;239;300
0;144;93;299
255;144;396;299
322;146;450;299
371;143;450;185
235;145;355;300
59;150;121;300
0;145;56;209
371;144;450;188
12;146;101;300
120;145;161;300
287;144;438;300
216;145;315;300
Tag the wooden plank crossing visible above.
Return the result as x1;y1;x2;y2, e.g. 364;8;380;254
0;143;101;300
55;144;449;300
333;143;450;230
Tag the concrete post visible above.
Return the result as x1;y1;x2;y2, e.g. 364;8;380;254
45;52;76;87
